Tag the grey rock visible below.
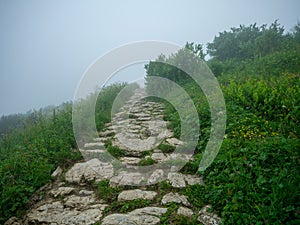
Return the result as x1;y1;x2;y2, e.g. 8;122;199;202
4;217;21;225
51;166;63;178
50;187;75;197
26;201;107;225
163;153;193;162
147;169;164;185
93;137;107;142
101;207;167;225
65;158;114;183
177;206;194;217
118;189;157;201
64;194;96;209
84;142;105;149
131;207;167;216
184;174;204;186
166;138;184;146
110;171;146;187
161;192;190;206
100;129;115;137
167;172;186;188
151;152;166;162
79;190;94;195
101;214;160;225
166;172;204;188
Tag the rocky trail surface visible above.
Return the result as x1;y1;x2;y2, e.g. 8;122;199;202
5;89;221;225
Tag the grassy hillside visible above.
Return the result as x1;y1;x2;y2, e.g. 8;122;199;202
0;83;127;223
144;21;300;224
0;21;299;224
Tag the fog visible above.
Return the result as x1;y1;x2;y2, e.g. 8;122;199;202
0;0;299;115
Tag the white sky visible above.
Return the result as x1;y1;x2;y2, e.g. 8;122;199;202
0;0;299;115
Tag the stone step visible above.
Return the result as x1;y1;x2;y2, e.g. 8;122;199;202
117;189;157;201
101;207;168;225
84;142;105;149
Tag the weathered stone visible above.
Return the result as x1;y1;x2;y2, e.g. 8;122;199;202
64;195;96;209
4;217;21;225
50;187;74;197
177;206;194;217
113;134;159;153
26;201;107;225
147;169;164;185
51;166;63;178
101;207;167;225
110;171;146;187
163;153;193;162
131;207;167;216
151;152;166;161
120;157;142;165
118;189;157;201
93;137;107;142
161;192;190;206
166;138;184;146
79;190;94;195
84;142;105;149
100;129;115;137
184;174;204;186
198;205;222;225
167;172;186;188
65;158;114;183
80;149;106;154
101;214;160;225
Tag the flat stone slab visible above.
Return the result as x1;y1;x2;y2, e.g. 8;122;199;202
50;187;75;197
79;190;94;196
166;138;184;146
120;157;142;165
167;172;204;188
26;201;107;225
93;137;108;142
147;169;164;185
177;206;194;217
65;158;114;183
113;134;160;153
151;152;166;162
101;207;167;225
163;153;193;162
161;192;190;206
118;189;157;201
99;130;115;137
167;172;186;188
110;171;146;187
64;194;96;209
84;142;105;149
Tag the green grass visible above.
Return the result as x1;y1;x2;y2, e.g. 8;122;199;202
96;179;123;202
0;83;129;223
139;157;155;166
157;143;176;153
104;139;126;159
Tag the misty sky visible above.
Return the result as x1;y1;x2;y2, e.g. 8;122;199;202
0;0;299;116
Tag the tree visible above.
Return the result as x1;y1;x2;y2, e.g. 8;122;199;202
207;21;286;61
185;42;206;60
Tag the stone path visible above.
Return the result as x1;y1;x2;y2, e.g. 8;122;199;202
5;88;221;225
